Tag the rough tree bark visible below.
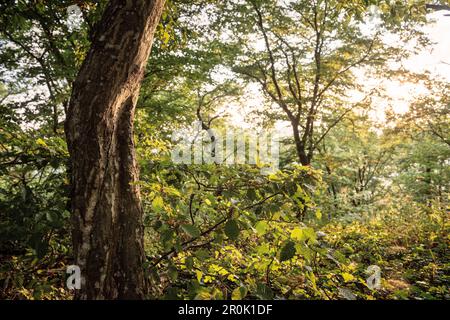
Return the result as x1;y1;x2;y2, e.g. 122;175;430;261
65;0;165;299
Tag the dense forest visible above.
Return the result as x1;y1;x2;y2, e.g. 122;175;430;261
0;0;448;300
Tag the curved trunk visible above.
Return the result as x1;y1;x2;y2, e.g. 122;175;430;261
65;0;165;299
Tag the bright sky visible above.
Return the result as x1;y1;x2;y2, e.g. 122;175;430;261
406;12;450;79
368;11;450;123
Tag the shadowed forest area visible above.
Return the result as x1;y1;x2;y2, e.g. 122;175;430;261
0;0;449;300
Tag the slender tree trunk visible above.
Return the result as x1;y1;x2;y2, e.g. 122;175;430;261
65;0;165;299
324;164;338;219
292;123;310;166
425;166;433;207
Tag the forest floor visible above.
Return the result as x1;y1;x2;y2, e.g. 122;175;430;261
0;205;448;300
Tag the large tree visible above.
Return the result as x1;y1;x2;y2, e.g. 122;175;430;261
65;0;165;299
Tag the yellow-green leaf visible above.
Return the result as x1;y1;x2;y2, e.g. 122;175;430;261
152;196;164;212
316;209;322;220
255;221;269;236
291;227;303;240
231;286;248;300
342;272;355;282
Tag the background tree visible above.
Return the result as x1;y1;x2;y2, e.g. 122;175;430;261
213;0;429;165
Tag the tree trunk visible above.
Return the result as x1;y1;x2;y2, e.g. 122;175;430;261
292;123;310;166
65;0;165;299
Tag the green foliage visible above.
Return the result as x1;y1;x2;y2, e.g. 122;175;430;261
0;250;72;300
181;224;201;238
0;0;448;301
0;127;70;258
279;241;296;262
224;220;240;240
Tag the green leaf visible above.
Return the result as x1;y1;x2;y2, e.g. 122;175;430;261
163;31;170;45
255;283;274;300
295;243;312;262
194;249;210;261
181;224;200;238
303;227;317;243
214;232;224;244
36;138;47;148
232;286;248;300
255;221;269;236
247;188;257;200
342;272;355;282
196;270;203;282
257;243;270;255
224;219;240;240
165;186;181;197
290;227;303;240
316;209;322;220
160;229;174;245
152;196;164;213
185;256;194;270
307;271;318;292
46;211;58;223
280;240;296;262
195;289;211;300
168;266;178;281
